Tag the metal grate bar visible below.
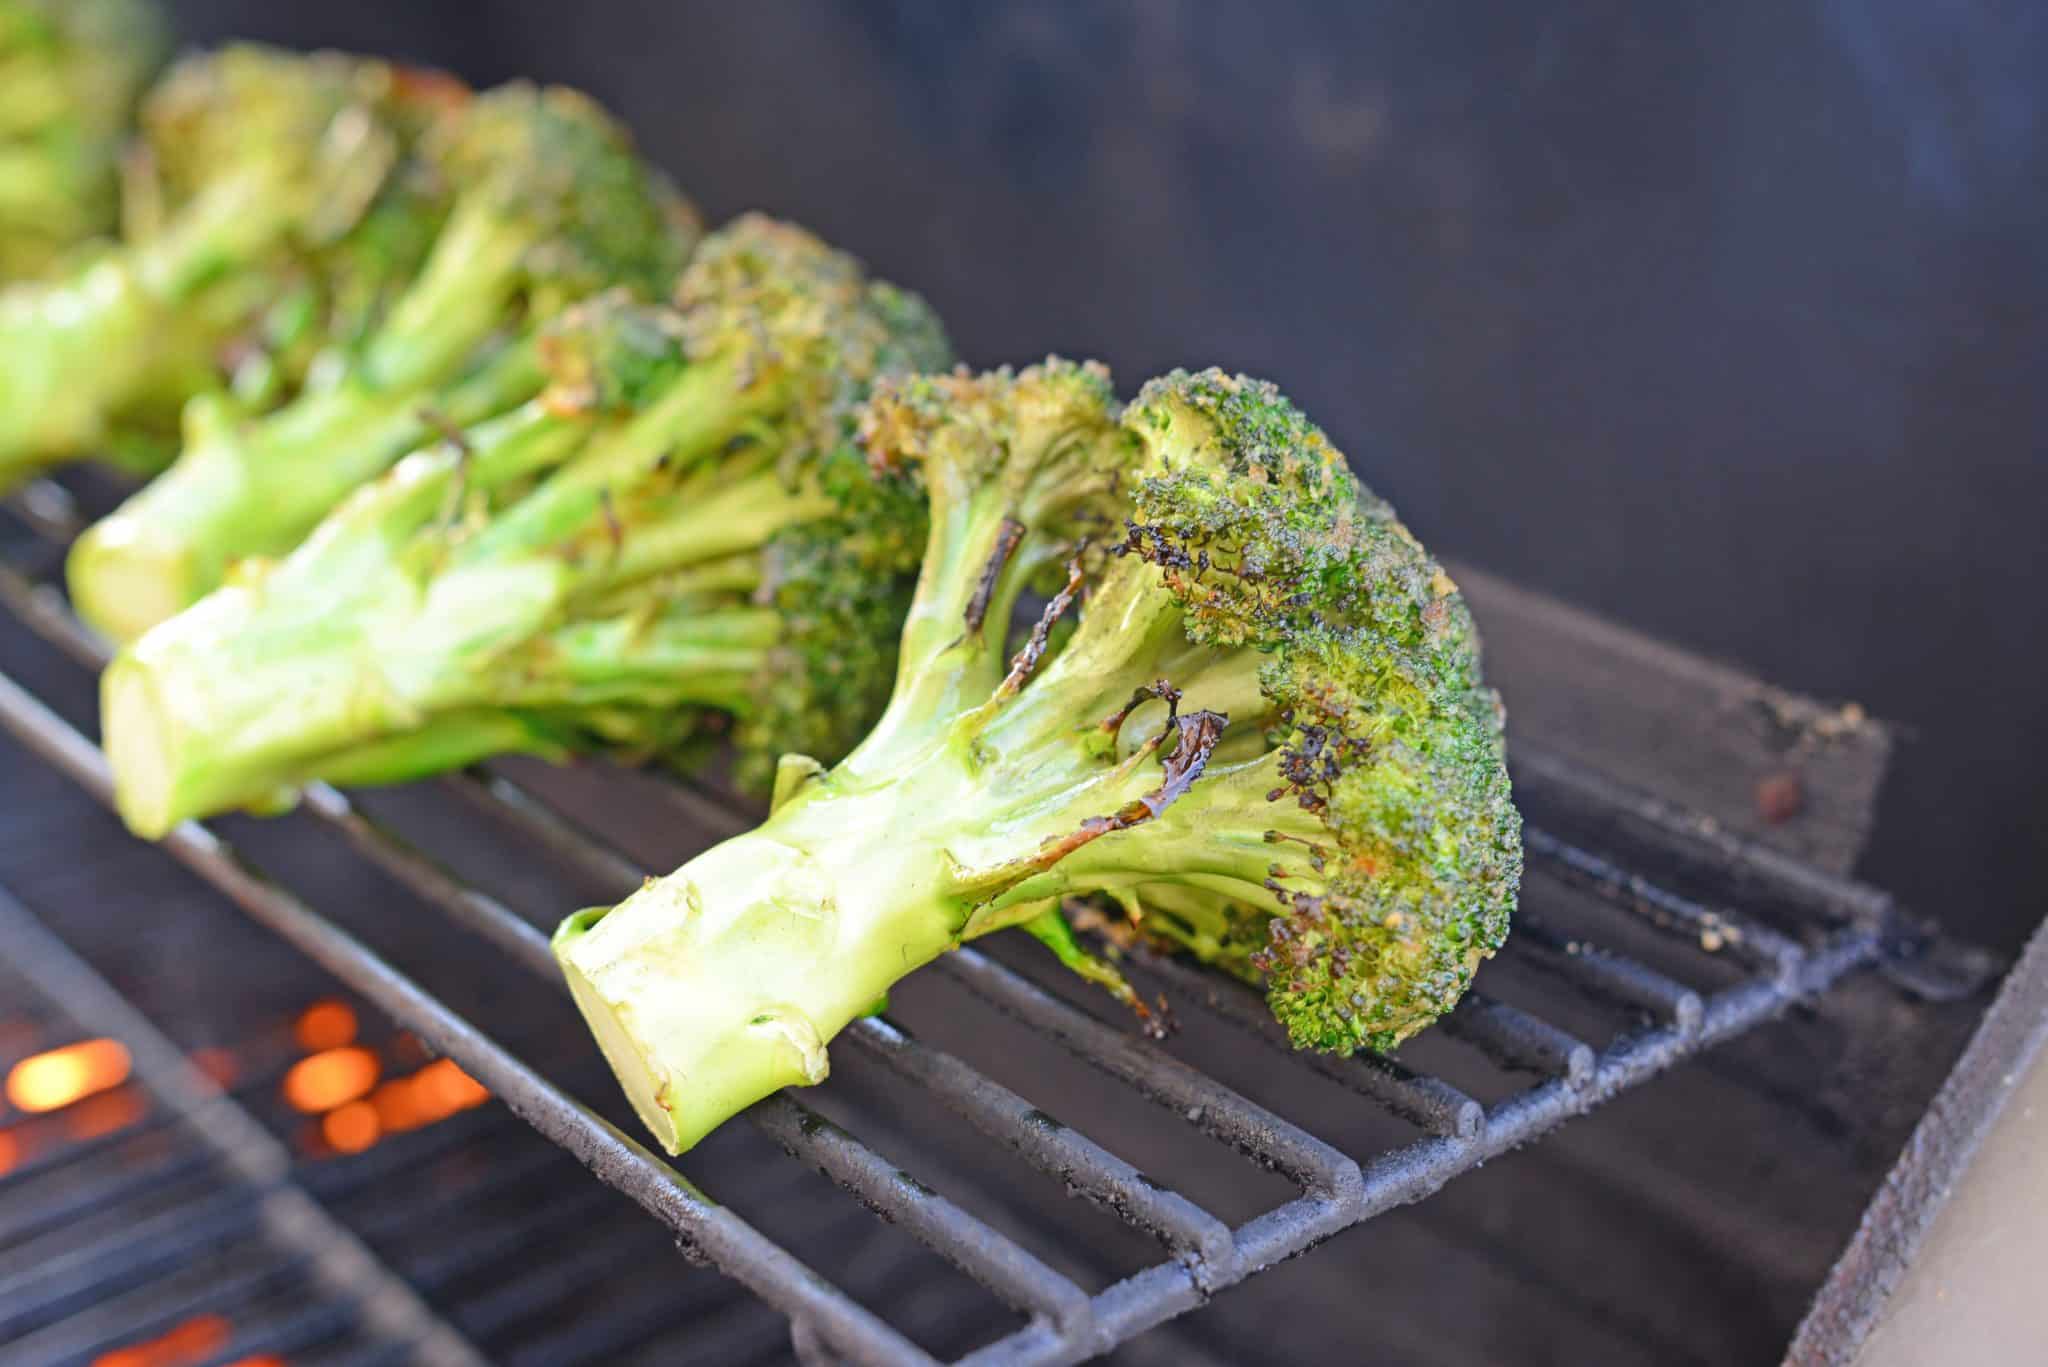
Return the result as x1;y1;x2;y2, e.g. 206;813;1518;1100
1133;949;1487;1138
8;1254;304;1367
0;883;481;1367
441;769;650;892
187;1299;360;1367
401;1184;623;1297
452;1221;678;1343
0;1185;263;1335
348;1143;566;1246
0;1104;178;1194
937;949;1364;1205
1512;746;1888;924
1512;917;1706;1031
1443;993;1596;1087
0;673;938;1367
300;1108;509;1200
750;1097;1093;1328
1523;824;1804;978
841;1015;1238;1276
0;1146;214;1249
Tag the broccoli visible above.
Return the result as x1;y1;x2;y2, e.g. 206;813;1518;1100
0;0;166;279
554;362;1522;1154
67;77;697;642
101;214;949;839
0;44;468;489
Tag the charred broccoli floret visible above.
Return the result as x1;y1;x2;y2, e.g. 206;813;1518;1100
0;0;165;278
69;78;697;641
555;362;1521;1153
101;215;948;838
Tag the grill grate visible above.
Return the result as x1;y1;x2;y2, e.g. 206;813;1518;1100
0;479;1990;1366
0;886;478;1367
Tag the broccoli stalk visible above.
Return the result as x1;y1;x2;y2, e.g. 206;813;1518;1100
555;363;1522;1154
67;80;696;643
101;215;948;838
0;45;466;488
0;0;165;279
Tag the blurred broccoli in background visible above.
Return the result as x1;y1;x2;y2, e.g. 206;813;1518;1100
556;362;1521;1154
101;214;948;838
0;0;166;279
0;44;473;491
67;77;698;641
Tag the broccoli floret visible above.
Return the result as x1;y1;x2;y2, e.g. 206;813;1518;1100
67;78;698;642
555;361;1520;1153
0;44;472;488
0;0;166;279
100;214;948;838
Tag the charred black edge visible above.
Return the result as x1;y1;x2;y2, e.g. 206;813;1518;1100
962;516;1025;635
995;550;1086;698
1099;679;1182;745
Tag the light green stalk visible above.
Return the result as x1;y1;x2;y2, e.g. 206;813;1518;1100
67;330;543;641
102;349;822;838
0;158;315;475
66;192;569;641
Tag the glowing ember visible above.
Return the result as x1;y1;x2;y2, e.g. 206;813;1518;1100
416;1057;490;1111
6;1037;132;1113
321;1098;381;1154
66;1085;144;1140
294;999;358;1052
0;1128;17;1175
361;1059;491;1147
282;1046;380;1114
91;1312;230;1367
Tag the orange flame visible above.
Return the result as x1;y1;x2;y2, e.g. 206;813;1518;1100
91;1313;230;1367
294;1000;358;1052
282;1046;380;1114
0;1128;18;1175
6;1038;132;1113
322;1098;381;1154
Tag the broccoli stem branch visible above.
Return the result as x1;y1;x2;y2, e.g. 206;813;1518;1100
0;250;233;482
554;760;985;1153
68;337;546;641
551;638;1310;1154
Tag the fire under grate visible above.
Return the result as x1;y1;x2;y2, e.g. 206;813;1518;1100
0;476;1996;1366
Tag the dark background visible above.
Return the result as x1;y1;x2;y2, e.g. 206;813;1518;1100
158;0;2046;948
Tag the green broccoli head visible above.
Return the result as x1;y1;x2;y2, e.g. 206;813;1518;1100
1114;371;1521;1050
0;44;468;487
65;73;702;640
676;212;951;477
0;0;165;276
416;82;694;316
553;359;1520;1154
100;215;949;838
134;44;462;255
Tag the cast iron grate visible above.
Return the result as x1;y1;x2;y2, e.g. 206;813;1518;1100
0;479;1988;1365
